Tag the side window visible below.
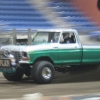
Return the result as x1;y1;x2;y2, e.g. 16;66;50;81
60;32;76;44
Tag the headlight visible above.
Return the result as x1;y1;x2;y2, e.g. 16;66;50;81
3;49;10;57
21;52;28;58
8;54;16;66
21;51;30;60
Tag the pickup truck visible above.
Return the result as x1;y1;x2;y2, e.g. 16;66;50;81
0;29;99;84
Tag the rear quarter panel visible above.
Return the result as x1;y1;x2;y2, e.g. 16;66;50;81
82;45;100;64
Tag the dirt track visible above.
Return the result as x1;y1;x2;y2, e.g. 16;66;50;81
0;66;100;99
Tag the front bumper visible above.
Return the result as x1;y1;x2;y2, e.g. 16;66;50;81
0;67;16;73
19;60;29;64
0;58;16;73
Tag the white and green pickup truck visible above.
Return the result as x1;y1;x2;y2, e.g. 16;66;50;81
0;29;100;84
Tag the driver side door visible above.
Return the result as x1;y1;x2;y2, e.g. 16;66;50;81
58;32;82;65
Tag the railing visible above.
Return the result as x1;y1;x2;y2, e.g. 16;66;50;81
0;28;37;46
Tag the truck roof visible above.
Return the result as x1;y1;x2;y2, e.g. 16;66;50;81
1;28;77;32
36;28;77;32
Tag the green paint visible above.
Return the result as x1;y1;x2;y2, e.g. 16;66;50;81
28;47;100;66
28;48;82;65
82;48;100;64
0;67;16;73
58;48;82;65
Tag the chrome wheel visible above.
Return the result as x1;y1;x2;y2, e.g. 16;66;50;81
42;67;51;79
31;61;55;84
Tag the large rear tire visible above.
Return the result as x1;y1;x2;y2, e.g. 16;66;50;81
3;68;24;81
31;61;55;84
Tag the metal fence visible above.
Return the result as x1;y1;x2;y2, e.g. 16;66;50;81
0;28;36;46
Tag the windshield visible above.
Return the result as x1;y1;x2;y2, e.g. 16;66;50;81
0;31;60;46
0;34;13;46
32;32;60;44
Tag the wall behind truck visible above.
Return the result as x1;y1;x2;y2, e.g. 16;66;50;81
70;0;100;26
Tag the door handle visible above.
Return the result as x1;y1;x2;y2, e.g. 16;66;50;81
53;47;58;49
74;46;77;48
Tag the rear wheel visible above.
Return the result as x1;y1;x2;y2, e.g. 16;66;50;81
31;61;55;84
3;67;24;81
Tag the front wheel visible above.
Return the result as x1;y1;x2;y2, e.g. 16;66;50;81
3;67;24;81
31;61;55;84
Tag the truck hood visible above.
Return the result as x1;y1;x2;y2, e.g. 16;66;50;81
0;43;59;52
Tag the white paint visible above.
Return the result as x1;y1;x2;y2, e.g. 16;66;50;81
0;28;79;52
81;97;100;100
83;45;100;49
22;93;43;100
1;42;100;54
1;29;100;54
1;43;58;52
19;60;29;64
0;93;43;100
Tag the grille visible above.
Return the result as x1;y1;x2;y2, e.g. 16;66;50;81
11;51;21;61
0;54;4;58
0;50;21;61
0;50;5;58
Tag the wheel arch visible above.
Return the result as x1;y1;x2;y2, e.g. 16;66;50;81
33;56;54;65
